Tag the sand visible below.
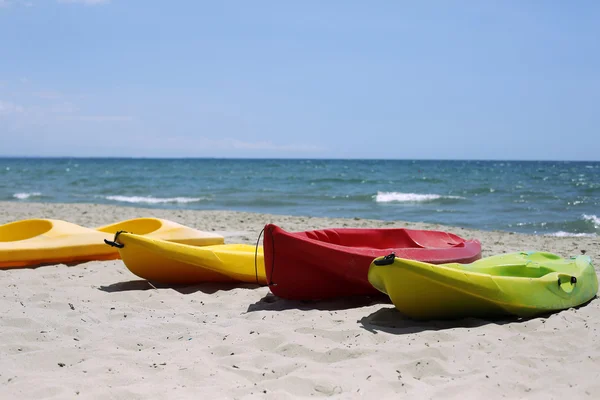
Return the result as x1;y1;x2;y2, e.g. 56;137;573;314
0;201;599;399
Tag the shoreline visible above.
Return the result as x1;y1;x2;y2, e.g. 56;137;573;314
1;201;598;260
4;198;598;239
1;201;599;398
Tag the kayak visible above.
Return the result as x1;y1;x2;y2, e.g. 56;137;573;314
0;218;224;268
263;224;482;300
0;219;114;268
106;232;266;285
95;217;223;246
368;251;598;320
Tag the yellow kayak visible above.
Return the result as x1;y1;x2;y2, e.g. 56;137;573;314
95;217;223;246
107;232;266;285
368;251;598;320
0;218;224;268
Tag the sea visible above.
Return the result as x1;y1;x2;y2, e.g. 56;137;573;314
1;158;598;237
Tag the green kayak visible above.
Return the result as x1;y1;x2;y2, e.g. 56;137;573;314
368;251;598;320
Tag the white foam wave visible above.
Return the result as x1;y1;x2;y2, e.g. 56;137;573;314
374;192;465;203
13;192;42;200
106;195;205;204
582;214;600;227
545;231;597;238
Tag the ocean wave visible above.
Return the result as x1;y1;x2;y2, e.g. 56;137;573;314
374;192;465;203
105;195;205;204
544;231;597;238
582;214;600;228
13;192;42;200
512;214;600;236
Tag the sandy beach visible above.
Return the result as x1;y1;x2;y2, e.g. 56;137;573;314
1;201;599;399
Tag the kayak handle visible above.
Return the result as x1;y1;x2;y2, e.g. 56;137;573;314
104;230;128;248
557;275;577;287
374;253;396;266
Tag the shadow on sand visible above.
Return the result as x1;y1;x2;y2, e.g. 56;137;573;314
1;260;98;270
246;293;520;333
98;280;262;295
358;296;599;334
358;306;520;334
246;292;390;312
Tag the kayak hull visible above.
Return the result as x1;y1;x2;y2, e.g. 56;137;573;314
368;251;599;320
263;224;482;300
112;232;266;285
0;218;224;268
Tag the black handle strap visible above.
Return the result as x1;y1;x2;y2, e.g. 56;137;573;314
104;230;128;248
373;252;396;266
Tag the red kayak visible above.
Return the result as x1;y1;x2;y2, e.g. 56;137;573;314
263;224;482;300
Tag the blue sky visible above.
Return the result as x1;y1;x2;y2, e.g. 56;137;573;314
0;1;598;160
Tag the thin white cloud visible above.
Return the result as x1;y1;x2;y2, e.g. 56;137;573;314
0;0;33;6
1;83;133;123
57;0;110;5
59;115;133;122
0;100;25;115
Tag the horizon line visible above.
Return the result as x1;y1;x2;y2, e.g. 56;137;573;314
0;155;599;163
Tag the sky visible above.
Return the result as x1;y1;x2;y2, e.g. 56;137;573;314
0;1;599;160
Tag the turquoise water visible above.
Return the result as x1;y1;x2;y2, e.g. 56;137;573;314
1;158;598;236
